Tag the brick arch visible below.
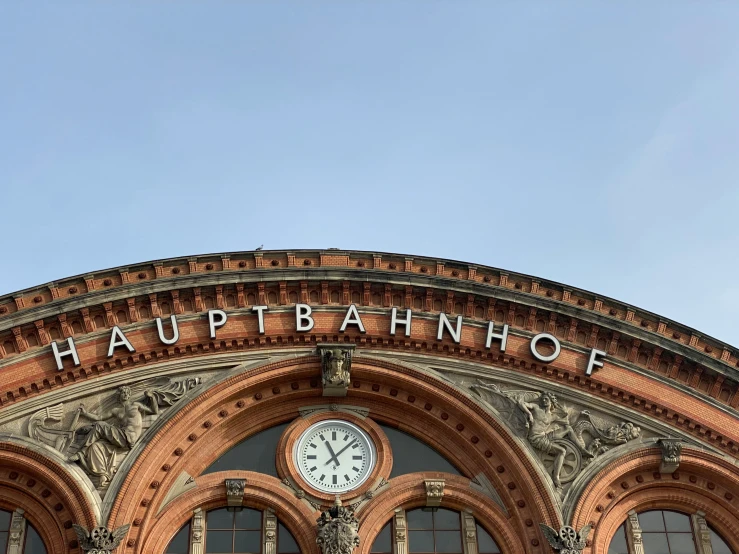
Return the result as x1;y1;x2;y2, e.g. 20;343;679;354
357;473;529;554
106;355;560;553
570;447;739;553
141;472;318;554
0;444;99;554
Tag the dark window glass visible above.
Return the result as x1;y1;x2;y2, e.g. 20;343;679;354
0;509;9;554
710;527;734;554
607;523;628;554
664;512;692;532
639;511;666;532
205;508;263;554
370;521;392;553
24;524;48;554
406;509;464;554
165;522;191;554
475;524;501;554
233;530;261;553
204;423;289;476
642;533;670;552
640;511;696;554
277;523;299;554
379;425;462;478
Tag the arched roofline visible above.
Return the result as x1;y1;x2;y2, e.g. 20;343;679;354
0;248;735;362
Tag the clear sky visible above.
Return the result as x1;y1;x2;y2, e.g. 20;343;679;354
1;3;738;345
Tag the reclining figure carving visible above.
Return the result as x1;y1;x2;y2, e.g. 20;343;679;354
27;377;200;488
471;381;641;490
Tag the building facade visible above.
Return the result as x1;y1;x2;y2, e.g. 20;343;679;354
0;249;737;554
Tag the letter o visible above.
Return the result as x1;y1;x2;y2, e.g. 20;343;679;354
530;333;561;363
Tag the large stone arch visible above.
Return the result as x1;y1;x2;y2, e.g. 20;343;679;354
570;446;739;553
0;442;99;554
105;354;561;553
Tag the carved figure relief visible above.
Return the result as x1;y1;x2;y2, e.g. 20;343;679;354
26;377;200;489
472;381;641;490
316;498;360;554
318;345;354;397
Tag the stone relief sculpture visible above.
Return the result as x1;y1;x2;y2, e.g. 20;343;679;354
539;524;591;554
72;523;130;554
316;498;360;554
471;381;641;490
318;345;354;397
26;377;200;489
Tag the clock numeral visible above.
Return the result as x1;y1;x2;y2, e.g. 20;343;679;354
310;443;317;449
332;431;337;441
307;455;317;460
352;455;362;460
344;474;350;482
332;475;337;485
343;434;349;441
352;466;359;472
351;443;359;449
319;474;325;482
319;434;326;442
309;466;317;471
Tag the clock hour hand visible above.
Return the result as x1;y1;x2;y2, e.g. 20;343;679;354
324;441;341;466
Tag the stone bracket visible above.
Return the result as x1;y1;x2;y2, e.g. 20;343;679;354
657;438;683;474
317;344;355;397
424;479;445;507
225;478;246;507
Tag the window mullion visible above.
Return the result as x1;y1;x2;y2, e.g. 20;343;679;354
264;508;277;554
461;511;477;554
191;508;204;554
625;510;645;554
6;509;27;554
691;511;714;554
393;509;407;554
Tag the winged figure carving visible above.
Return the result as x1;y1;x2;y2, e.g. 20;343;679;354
72;524;130;554
539;524;592;554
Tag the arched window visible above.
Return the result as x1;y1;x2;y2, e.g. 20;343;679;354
0;509;48;554
608;509;734;554
165;507;300;554
371;509;501;554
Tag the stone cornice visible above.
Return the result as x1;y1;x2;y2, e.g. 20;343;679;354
0;250;736;379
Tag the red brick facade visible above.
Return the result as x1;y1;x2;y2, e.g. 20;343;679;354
0;249;736;553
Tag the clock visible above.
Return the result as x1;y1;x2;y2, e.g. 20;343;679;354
294;419;376;494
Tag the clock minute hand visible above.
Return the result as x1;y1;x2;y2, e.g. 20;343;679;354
332;439;357;461
325;441;341;466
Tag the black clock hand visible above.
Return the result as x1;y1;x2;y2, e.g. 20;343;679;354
331;439;357;461
325;441;341;466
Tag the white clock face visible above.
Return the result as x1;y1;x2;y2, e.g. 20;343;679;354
295;420;376;494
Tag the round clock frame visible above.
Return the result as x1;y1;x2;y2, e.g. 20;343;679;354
276;411;392;502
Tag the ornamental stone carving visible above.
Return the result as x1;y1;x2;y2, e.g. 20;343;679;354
26;377;201;489
225;478;246;507
316;498;360;554
72;524;131;554
539;524;592;554
318;345;354;397
626;510;645;554
472;381;641;491
191;508;205;554
657;438;683;474
264;509;277;554
8;509;26;554
424;479;445;507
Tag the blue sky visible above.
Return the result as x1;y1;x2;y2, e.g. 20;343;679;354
1;3;738;345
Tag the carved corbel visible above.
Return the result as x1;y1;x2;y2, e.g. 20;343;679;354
424;479;445;507
225;478;246;507
461;510;478;554
318;344;355;397
657;438;683;474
